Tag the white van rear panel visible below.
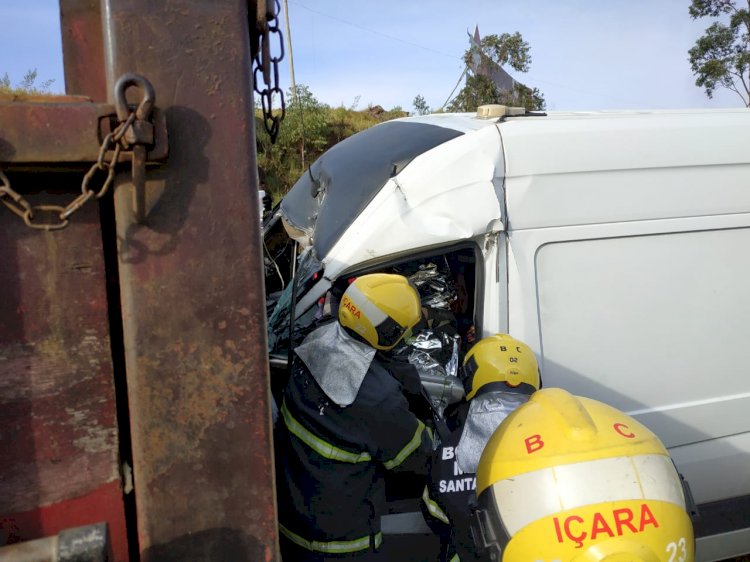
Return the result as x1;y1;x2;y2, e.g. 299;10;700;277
513;222;750;499
498;109;750;559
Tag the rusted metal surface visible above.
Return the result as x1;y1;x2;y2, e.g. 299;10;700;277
0;98;107;165
60;0;107;101
102;0;278;560
2;482;125;561
0;2;128;560
0;100;168;169
0;197;127;560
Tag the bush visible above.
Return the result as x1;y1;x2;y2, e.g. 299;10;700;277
257;85;407;203
0;69;55;96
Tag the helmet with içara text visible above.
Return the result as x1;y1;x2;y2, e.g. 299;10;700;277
471;388;695;562
338;273;421;351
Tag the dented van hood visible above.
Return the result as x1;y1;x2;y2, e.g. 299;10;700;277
279;113;505;277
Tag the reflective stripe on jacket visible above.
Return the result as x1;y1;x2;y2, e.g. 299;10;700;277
421;402;484;562
275;354;432;555
279;524;383;555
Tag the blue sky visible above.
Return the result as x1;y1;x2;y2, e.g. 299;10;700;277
1;0;742;112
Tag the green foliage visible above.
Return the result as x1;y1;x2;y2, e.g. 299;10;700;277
256;85;327;202
448;75;545;112
0;69;55;95
511;83;546;111
450;32;546;112
413;94;431;115
448;75;496;112
688;0;750;106
689;0;735;18
257;85;407;202
462;32;531;73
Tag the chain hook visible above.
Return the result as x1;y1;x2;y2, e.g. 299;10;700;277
1;73;159;231
252;0;286;143
114;73;156;122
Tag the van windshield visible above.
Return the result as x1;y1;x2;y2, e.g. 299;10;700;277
280;121;463;258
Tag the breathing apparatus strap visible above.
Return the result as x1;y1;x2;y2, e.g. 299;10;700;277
419;385;452;443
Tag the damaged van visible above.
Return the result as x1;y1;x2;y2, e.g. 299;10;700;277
263;105;750;561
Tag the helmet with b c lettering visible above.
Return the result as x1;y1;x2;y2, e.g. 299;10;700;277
471;387;695;562
338;273;421;351
462;334;540;400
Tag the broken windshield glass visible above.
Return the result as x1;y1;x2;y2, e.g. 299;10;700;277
267;246;323;355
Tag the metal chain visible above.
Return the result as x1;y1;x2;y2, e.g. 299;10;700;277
0;114;135;231
253;0;286;143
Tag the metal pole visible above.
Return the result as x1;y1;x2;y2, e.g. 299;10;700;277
101;0;278;559
282;0;306;168
283;0;297;104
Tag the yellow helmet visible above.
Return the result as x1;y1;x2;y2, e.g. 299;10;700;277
338;273;421;351
463;334;540;400
472;388;695;562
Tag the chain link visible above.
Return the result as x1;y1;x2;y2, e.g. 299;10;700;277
0;113;135;231
253;0;286;143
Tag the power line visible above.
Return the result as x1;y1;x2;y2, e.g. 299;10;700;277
283;0;298;103
439;66;469;111
526;75;638;107
290;1;457;60
287;3;637;110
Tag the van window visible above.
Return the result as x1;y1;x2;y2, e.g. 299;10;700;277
333;246;479;357
267;245;480;411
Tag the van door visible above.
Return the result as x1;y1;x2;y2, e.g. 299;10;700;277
507;215;750;540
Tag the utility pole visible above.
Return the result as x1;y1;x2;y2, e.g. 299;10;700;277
282;0;305;168
283;0;298;104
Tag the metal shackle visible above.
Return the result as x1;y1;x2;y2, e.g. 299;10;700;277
114;73;155;122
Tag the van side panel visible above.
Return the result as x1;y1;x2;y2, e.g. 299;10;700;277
520;222;750;506
500;111;750;230
506;164;750;231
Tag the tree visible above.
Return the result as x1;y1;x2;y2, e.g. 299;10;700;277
688;0;750;106
448;32;546;112
256;84;331;202
466;32;532;73
256;86;412;202
0;69;55;95
412;94;431;115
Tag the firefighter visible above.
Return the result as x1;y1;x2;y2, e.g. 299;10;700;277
421;334;541;562
472;387;695;561
275;273;433;561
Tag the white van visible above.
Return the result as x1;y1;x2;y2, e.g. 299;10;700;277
263;106;750;561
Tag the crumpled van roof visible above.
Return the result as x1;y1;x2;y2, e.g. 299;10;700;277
280;108;750;271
